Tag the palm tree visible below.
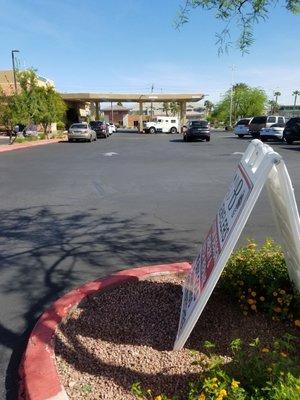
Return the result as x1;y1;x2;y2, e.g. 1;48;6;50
204;100;214;117
162;102;170;116
274;91;281;104
292;90;300;107
169;101;180;116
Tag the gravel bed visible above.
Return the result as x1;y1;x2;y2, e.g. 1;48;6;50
55;273;296;399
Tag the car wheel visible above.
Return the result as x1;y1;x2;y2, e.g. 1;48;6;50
286;138;294;145
149;127;156;134
206;137;210;142
238;134;244;138
170;127;177;134
89;135;93;142
68;138;73;142
183;135;186;142
261;137;267;142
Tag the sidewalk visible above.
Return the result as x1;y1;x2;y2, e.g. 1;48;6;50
0;138;64;153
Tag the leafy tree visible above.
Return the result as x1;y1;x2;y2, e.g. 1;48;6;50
212;83;267;124
176;0;300;53
0;69;66;139
169;101;180;116
36;86;66;138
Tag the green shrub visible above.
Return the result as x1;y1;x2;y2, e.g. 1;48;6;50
56;121;65;130
38;133;46;140
220;240;300;322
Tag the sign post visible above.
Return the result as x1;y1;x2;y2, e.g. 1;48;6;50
174;139;300;350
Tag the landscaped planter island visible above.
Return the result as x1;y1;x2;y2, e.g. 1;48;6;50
19;244;299;400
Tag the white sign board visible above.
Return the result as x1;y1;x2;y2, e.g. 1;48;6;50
174;139;300;350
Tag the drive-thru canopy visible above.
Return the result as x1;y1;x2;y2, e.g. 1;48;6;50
60;92;204;128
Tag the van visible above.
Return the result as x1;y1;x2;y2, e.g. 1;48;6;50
144;116;179;134
249;116;285;138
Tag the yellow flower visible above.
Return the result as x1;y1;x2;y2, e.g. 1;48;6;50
231;380;240;389
273;291;278;297
277;297;283;304
250;304;257;311
259;296;265;301
198;394;206;400
248;243;256;249
219;389;227;397
251;291;257;297
211;378;218;382
267;367;272;373
280;289;286;294
154;396;162;400
261;348;270;353
280;352;288;358
247;298;255;305
294;320;300;328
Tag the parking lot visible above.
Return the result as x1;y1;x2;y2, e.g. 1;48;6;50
0;130;299;399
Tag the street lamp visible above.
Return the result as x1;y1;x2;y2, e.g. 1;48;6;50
11;49;20;93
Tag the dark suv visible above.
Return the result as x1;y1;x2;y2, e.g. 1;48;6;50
90;121;109;138
183;120;210;142
283;118;300;144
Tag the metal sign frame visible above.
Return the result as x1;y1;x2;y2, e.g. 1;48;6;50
174;139;300;350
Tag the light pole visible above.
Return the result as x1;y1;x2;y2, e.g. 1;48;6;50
11;49;20;94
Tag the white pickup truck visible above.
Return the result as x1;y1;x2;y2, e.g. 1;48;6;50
144;116;179;134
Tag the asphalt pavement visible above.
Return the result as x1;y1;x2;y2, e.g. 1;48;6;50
0;131;299;399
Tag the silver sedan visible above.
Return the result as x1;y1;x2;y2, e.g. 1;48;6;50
68;123;97;142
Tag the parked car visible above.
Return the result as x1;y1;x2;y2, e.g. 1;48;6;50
260;123;285;142
182;120;210;142
283;117;300;144
249;115;285;138
234;118;252;138
68;123;97;142
144;116;179;134
90;121;109;138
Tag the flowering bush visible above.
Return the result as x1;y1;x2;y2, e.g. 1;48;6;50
186;335;299;400
131;335;300;400
220;239;300;323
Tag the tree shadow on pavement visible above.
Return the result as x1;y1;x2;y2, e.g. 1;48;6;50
0;206;190;399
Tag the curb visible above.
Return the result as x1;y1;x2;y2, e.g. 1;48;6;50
18;262;191;400
0;139;64;154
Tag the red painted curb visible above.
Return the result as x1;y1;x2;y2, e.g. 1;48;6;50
18;262;191;400
0;139;63;154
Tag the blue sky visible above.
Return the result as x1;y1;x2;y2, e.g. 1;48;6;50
0;0;299;104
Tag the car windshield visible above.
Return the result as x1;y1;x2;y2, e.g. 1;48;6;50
90;121;103;127
286;118;300;127
190;120;209;127
251;116;267;124
71;124;88;129
236;119;250;126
